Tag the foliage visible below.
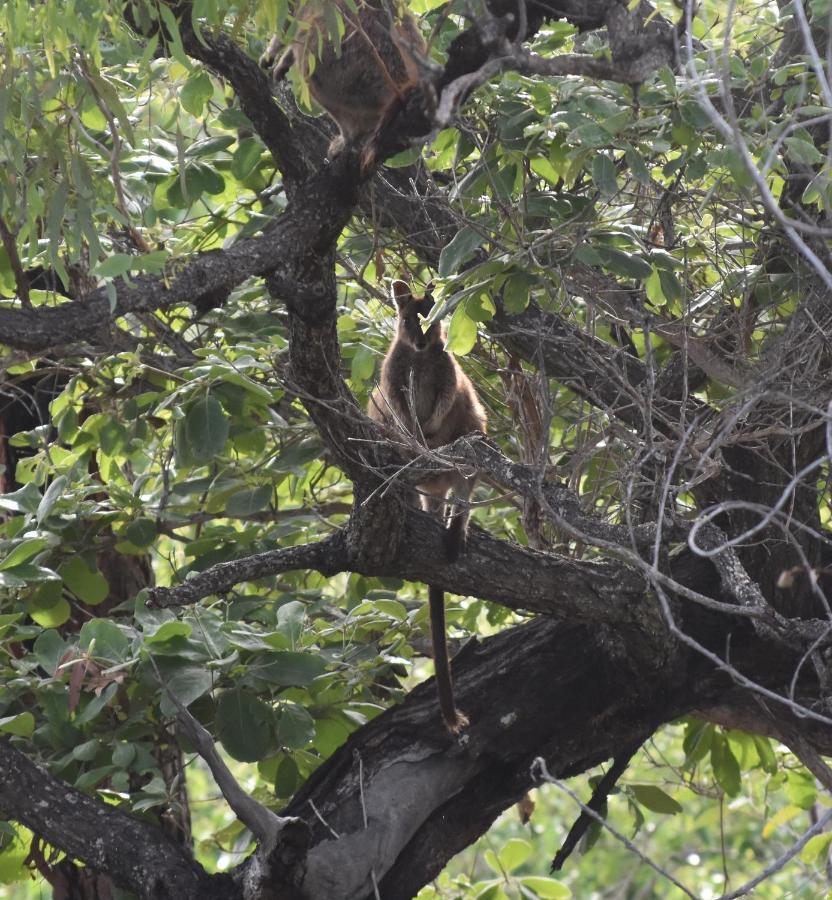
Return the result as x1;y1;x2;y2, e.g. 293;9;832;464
0;0;831;897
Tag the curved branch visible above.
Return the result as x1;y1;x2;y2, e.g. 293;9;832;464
0;150;361;352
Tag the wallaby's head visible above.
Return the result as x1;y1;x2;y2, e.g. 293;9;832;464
392;280;441;352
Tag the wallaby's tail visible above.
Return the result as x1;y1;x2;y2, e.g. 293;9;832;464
428;585;468;733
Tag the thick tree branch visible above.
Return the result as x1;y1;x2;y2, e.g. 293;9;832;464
271;562;828;899
147;505;647;624
0;150;362;352
439;0;678;89
177;25;310;186
0;739;224;899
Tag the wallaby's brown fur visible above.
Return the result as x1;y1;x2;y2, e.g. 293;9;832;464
262;1;426;169
368;280;487;732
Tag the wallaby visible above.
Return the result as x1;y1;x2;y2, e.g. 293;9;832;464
261;1;426;168
368;280;487;732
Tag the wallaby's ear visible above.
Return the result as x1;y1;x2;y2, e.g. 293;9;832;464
392;279;412;310
417;282;436;317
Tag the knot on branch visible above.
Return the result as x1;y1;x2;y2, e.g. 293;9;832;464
347;487;407;571
246;818;311;896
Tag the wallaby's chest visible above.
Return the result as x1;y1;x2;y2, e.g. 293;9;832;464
384;346;456;425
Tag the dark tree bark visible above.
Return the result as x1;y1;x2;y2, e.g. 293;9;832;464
1;1;831;899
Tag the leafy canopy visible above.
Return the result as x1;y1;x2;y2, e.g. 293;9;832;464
0;0;829;896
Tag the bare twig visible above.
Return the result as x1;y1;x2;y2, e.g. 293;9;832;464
533;758;698;899
149;657;296;848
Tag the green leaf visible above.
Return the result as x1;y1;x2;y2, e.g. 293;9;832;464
683;718;713;767
173;163;226;201
785;770;817;810
274;755;300;798
763;804;803;838
146;621;192;644
384;146;422;168
180;70;214;117
503;272;535;314
0;713;34;738
498;837;532;872
174;418;197;467
596;246;653;280
72;739;101;762
630;784;682;815
444;305;478;356
158;663;213;716
574;243;602;266
438;226;483;277
185;396;229;461
126;518;158;548
74;766;116;792
0;615;21;638
29;595;70;629
216;689;275;762
711;734;741;797
60;557;109;606
785;136;823;166
112;742;137;770
231;137;264;180
36;475;67;521
644;268;666;306
33;629;69;676
225;486;272;517
350;345;376;383
276;702;315;749
0;537;49;571
466;292;496;323
26;581;70;628
248;651;326;687
0;563;57;586
658;269;683;302
802;832;832;864
679;101;712;129
624;144;651;185
518;876;571;898
592;153;618;198
0;823;30;884
313;714;352;756
753;735;778;775
79;619;131;663
0;482;42;515
530;156;561;186
94;254;136;279
276;601;306;643
187;136;236;160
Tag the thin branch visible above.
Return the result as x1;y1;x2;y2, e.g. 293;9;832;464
533;758;698;900
151;657;300;848
716;808;832;899
145;533;348;608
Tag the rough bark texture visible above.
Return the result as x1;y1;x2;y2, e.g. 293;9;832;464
1;1;831;899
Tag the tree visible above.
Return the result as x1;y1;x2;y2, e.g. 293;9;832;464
1;0;832;897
